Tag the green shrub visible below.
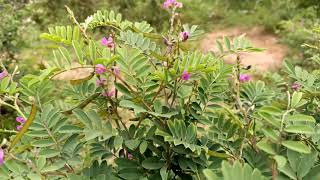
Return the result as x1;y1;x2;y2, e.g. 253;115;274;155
0;2;320;180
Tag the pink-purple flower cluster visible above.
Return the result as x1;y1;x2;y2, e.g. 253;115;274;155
95;64;121;76
102;88;115;97
0;69;8;80
101;36;115;49
0;148;4;166
16;116;26;131
291;82;301;91
239;74;251;83
181;71;191;81
163;0;183;9
127;153;133;160
95;64;120;97
112;66;121;76
180;31;190;42
95;64;107;75
96;78;106;87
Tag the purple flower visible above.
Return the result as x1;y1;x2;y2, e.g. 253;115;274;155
180;31;190;42
175;2;183;8
102;88;115;97
163;0;175;8
0;148;4;166
112;66;120;76
16;116;26;131
239;74;251;83
0;69;8;80
163;0;183;9
95;64;107;75
181;71;191;81
101;36;115;49
291;82;301;91
16;117;26;124
16;125;23;131
127;153;133;160
96;78;106;87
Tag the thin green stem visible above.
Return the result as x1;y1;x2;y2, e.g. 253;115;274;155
234;56;250;124
185;81;198;111
0;129;17;134
0;100;15;109
168;7;177;37
44;124;61;151
280;91;294;132
170;78;178;108
62;93;100;114
65;6;89;40
107;97;130;137
151;81;164;103
0;96;26;119
280;109;295;132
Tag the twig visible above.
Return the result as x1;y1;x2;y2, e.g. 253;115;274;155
151;82;165;103
0;95;26;119
107;97;130;136
234;55;250;123
170;78;178;108
62;93;100;114
0;129;17;134
65;6;89;40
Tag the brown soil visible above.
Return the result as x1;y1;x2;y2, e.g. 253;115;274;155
53;26;287;81
200;26;288;71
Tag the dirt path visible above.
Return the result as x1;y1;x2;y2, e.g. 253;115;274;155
200;26;288;71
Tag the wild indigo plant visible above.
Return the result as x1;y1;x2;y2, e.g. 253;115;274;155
0;2;320;180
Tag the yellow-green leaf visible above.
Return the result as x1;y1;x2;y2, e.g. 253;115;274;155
282;141;311;154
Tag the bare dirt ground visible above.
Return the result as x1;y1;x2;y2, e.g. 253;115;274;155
200;26;288;71
54;26;287;83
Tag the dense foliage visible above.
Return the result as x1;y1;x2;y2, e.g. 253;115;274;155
1;1;320;180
